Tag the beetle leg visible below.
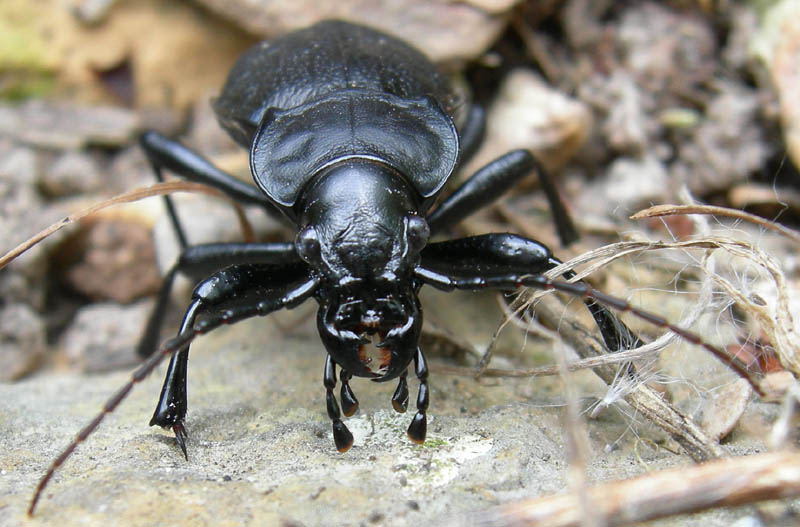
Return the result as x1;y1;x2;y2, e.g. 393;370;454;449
427;149;578;246
391;370;409;413
30;269;319;516
418;233;640;368
150;262;317;458
139;131;284;247
406;348;429;444
149;299;203;459
137;242;299;358
339;369;359;417
415;240;764;395
456;105;486;167
324;355;354;452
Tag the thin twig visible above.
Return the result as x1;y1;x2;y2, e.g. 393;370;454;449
631;203;800;244
451;450;800;527
0;181;252;270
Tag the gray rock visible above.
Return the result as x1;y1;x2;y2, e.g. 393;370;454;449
0;142;51;309
465;69;592;175
0;303;46;381
0;100;139;150
58;300;153;372
56;219;161;303
41;150;105;197
576;154;669;218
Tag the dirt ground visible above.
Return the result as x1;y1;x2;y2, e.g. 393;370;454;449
2;1;800;525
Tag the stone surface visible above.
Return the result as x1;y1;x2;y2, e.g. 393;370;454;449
700;378;753;442
0;292;771;526
0;142;51;310
55;218;161;303
576;154;669;218
40;150;105;198
0;100;140;149
465;69;592;175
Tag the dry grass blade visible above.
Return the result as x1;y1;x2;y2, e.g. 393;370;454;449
630;204;800;381
0;181;253;271
537;238;749;283
453;450;800;527
700;239;799;383
631;203;800;244
431;345;670;379
533;294;725;462
517;236;797;389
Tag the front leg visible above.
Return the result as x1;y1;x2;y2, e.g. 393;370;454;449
324;355;355;452
406;348;429;444
149;299;202;459
416;234;761;394
149;261;316;458
417;234;639;360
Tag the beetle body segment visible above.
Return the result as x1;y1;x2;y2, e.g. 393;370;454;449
214;20;460;212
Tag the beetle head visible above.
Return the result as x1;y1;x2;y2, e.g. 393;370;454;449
295;159;429;380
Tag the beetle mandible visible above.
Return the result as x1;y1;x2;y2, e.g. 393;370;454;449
29;19;761;515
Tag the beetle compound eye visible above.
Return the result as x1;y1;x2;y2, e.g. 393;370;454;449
406;215;430;255
296;226;322;264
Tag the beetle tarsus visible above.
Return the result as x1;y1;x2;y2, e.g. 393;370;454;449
407;348;429;444
391;372;409;413
340;370;359;417
332;420;354;452
173;423;188;460
407;413;427;444
325;355;356;449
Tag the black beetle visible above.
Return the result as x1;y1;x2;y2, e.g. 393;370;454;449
136;18;631;453
28;19;760;515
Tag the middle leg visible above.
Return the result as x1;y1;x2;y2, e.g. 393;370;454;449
427;150;578;246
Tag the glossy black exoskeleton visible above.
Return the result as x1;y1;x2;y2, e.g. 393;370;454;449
30;19;761;516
